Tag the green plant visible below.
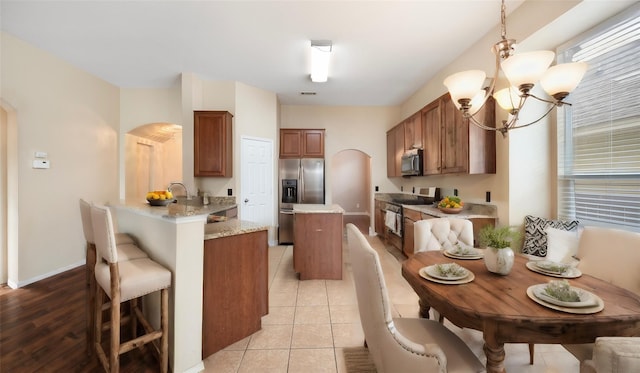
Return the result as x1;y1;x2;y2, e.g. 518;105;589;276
478;225;521;249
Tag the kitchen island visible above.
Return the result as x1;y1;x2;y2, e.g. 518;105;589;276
293;204;344;280
112;201;268;373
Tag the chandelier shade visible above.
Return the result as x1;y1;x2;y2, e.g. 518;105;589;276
540;62;588;99
500;50;555;91
442;0;587;137
443;70;486;106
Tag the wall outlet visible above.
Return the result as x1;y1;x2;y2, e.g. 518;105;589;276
356;203;360;208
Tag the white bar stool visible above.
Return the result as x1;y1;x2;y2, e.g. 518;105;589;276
79;199;149;356
91;204;171;373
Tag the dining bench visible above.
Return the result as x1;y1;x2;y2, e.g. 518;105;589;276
562;225;640;370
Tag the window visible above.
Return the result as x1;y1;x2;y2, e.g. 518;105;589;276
557;4;640;232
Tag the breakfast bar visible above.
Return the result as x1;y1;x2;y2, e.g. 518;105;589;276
112;201;268;373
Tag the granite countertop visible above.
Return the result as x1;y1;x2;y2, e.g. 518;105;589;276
204;219;269;240
292;204;345;214
403;204;497;219
375;192;497;219
112;200;237;222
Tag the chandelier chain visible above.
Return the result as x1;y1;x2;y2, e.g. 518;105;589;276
500;0;507;41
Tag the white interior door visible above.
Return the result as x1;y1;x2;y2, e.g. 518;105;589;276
241;137;274;228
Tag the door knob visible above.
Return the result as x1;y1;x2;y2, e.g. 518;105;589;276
244;198;249;203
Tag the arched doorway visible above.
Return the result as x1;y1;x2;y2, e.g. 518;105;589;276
124;123;182;202
331;149;372;235
1;99;19;287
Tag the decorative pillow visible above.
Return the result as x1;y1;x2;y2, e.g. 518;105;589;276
522;215;579;257
545;227;580;263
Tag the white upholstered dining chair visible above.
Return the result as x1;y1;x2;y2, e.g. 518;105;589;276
414;218;474;252
346;223;485;373
580;337;640;373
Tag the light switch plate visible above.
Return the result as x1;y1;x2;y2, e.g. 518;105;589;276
32;159;50;169
34;151;48;158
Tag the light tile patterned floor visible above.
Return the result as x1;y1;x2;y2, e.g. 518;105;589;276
203;232;580;372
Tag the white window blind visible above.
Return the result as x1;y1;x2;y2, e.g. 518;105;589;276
557;4;640;232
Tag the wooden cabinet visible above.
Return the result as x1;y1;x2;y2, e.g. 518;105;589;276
279;129;325;158
422;100;441;175
402;208;422;257
202;230;268;357
404;112;422;151
468;217;497;247
194;111;233;177
374;200;386;237
421;94;496;175
293;212;343;280
386;124;405;177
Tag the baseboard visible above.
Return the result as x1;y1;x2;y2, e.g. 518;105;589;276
12;259;85;288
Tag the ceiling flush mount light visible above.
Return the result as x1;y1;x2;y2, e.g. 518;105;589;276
443;0;588;137
310;40;332;83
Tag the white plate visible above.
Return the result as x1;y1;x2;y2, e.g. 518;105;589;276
526;261;582;279
419;267;475;285
443;248;483;260
527;285;604;314
424;263;469;281
534;260;571;274
531;284;597;308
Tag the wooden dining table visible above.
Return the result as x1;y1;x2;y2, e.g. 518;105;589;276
401;251;640;373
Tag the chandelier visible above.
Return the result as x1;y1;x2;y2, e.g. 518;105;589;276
443;0;588;137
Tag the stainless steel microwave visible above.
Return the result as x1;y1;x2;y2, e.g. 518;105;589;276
401;149;423;176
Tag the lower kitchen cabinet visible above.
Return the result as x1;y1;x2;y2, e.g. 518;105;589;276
375;200;386;237
202;230;268;357
293;211;343;280
402;208;427;257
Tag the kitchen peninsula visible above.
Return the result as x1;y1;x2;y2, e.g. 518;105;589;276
112;201;268;373
293;204;344;280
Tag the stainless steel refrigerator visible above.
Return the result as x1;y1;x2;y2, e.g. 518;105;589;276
278;158;325;244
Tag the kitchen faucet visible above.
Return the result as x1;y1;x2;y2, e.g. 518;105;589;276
168;182;191;200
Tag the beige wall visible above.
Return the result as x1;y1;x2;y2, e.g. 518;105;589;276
279;105;401;218
332;150;370;215
1;0;635;285
1;32;121;285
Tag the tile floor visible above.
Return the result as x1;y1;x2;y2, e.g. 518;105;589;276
202;229;580;372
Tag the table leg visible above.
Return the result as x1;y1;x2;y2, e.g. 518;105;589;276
418;299;431;319
483;341;506;373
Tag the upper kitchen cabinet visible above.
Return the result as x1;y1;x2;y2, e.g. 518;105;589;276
280;129;325;158
403;112;422;151
421;100;441;175
422;93;496;175
386;123;405;177
194;111;233;177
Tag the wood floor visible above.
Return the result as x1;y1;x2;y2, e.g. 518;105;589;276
0;266;160;372
0;218;371;372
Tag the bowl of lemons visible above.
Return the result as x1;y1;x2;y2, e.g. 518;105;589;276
438;196;464;214
146;190;176;206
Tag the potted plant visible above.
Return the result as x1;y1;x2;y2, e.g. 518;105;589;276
478;225;521;275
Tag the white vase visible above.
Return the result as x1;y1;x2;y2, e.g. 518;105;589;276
484;247;514;275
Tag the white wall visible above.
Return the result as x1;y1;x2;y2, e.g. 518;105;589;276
1;32;121;285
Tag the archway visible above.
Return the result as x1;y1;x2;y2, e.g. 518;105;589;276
124;123;182;202
331;149;372;235
1;99;19;287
